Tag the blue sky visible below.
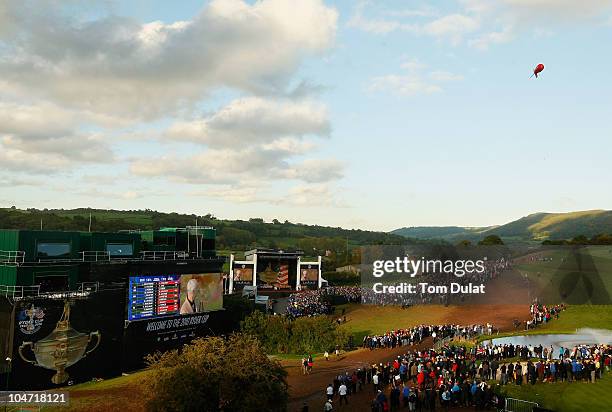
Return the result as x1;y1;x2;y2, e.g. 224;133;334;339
1;0;611;231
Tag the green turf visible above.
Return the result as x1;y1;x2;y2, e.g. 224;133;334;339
496;371;612;412
476;305;612;342
514;246;612;304
333;304;465;343
44;371;151;411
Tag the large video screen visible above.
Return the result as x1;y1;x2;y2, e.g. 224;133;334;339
127;273;223;321
179;273;223;313
231;264;254;290
256;259;295;290
300;265;319;282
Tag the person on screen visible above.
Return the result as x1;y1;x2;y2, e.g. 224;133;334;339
180;278;199;314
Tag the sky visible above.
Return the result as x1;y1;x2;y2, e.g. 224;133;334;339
1;0;612;232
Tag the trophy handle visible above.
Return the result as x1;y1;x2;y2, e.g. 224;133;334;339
18;342;37;365
84;331;101;357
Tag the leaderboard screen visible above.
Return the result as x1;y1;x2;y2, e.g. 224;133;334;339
128;275;180;321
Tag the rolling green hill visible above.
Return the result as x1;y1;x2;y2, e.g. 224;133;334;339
393;210;612;242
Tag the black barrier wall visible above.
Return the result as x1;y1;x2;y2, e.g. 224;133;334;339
3;287;228;389
8;289;125;390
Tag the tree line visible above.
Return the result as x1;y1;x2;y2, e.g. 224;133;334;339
542;233;612;245
0;207;410;256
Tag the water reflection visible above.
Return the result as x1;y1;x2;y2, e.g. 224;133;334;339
482;328;612;357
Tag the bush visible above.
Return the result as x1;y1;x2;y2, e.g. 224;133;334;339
143;334;288;412
323;270;360;285
240;312;349;354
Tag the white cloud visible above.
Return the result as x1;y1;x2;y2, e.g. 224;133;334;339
0;101;116;168
283;159;344;183
287;183;348;207
347;2;477;43
350;0;612;49
130;145;343;185
423;14;480;41
370;74;442;96
0;175;43;187
2;134;114;164
429;71;464;82
347;1;419;34
369;62;463;97
0;0;338;120
461;0;612;49
496;0;612;21
73;188;167;201
0;102;78;140
0;0;341;192
468;26;514;50
187;182;348;208
0;147;73;174
188;186;262;204
164;97;330;148
400;59;427;72
152;95;340;187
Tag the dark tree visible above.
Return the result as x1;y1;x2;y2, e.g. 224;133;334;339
144;334;288;412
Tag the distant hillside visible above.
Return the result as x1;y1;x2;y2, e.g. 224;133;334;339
0;207;409;260
392;210;612;242
392;226;493;240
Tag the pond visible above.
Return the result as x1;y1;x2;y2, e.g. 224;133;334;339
482;328;612;356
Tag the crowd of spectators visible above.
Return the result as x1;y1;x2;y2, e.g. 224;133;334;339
286;286;362;317
319;340;611;411
526;303;565;329
287;256;512;318
322;344;505;411
362;324;493;351
475;343;611;385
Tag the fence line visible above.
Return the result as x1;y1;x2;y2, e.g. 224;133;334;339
505;397;540;412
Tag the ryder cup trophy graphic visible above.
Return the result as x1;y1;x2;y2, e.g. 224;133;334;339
18;300;101;384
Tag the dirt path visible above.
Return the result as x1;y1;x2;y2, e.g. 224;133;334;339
285;298;530;412
285;338;433;412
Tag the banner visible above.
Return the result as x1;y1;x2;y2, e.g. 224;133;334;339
9;289;125;390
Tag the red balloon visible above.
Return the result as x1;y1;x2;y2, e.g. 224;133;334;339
533;63;545;78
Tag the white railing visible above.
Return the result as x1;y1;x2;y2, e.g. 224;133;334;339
140;250;189;261
0;284;41;299
0;250;25;266
0;282;100;299
80;251;111;262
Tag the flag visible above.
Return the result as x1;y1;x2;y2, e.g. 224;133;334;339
277;263;289;288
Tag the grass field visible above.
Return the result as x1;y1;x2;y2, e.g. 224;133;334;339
45;371;150;411
476;305;612;342
334;303;529;343
514;246;612;304
497;371;612;412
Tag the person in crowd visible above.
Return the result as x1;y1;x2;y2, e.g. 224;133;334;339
326;383;334;401
338;382;348;405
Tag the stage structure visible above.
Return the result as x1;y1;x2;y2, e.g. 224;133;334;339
228;248;322;293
